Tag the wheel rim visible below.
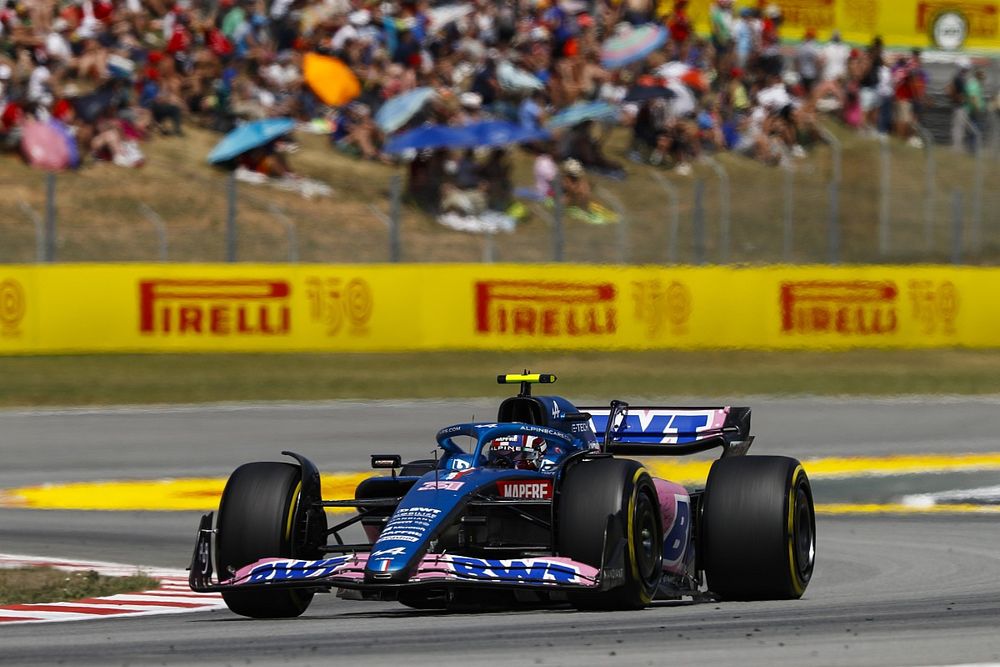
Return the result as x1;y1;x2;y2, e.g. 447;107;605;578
633;492;661;584
792;482;815;582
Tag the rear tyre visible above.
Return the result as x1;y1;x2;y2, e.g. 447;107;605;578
701;456;816;601
558;458;662;610
216;461;317;618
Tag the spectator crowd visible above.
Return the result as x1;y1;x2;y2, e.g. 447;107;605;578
0;0;983;219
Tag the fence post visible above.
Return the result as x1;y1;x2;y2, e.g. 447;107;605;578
552;177;564;262
44;172;57;262
267;203;299;262
596;185;628;263
650;172;681;263
965;116;984;250
693;179;706;265
782;163;794;261
914;124;936;252
225;170;237;262
951;189;964;265
818;125;841;264
878;134;890;256
482;232;496;263
138;203;169;261
706;158;731;262
17;201;45;263
827;182;840;264
388;173;402;262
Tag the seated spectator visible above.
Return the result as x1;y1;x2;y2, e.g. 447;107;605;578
560;158;592;209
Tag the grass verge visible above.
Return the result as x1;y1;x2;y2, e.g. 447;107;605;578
0;567;158;604
3;350;1000;406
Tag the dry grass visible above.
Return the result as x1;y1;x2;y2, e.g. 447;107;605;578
0;567;158;604
1;122;996;265
3;350;1000;406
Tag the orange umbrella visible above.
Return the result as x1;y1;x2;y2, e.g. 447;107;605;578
303;52;361;106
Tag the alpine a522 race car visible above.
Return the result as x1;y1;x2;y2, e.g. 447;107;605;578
189;373;816;617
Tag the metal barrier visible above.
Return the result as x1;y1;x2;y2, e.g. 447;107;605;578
3;127;998;266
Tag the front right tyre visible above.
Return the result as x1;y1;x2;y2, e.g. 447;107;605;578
216;461;319;618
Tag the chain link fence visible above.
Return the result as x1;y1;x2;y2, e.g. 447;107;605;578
3;129;1000;265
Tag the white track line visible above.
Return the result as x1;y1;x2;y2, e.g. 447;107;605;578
902;485;1000;509
0;553;225;624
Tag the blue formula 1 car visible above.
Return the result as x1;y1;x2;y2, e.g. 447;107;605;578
189;373;816;617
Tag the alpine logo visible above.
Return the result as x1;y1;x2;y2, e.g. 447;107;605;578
496;480;553;499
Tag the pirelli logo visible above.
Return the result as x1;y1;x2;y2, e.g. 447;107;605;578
475;280;616;336
139;279;291;336
780;281;897;335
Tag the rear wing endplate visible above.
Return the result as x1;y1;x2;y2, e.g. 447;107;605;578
578;401;753;457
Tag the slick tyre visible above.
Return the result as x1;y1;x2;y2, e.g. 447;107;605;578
216;461;316;618
701;456;816;601
558;458;662;610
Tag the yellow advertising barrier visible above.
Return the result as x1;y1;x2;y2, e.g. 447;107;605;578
678;0;1000;51
0;264;995;353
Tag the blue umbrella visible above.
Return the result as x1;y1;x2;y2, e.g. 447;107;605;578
385;121;550;154
375;87;436;134
383;124;476;154
207;118;296;164
545;101;619;130
463;120;549;148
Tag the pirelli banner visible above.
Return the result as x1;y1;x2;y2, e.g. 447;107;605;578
680;0;1000;52
0;264;993;353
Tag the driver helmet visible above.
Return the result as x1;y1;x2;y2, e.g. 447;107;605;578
486;435;545;470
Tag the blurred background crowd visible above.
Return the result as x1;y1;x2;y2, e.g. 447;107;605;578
0;0;989;220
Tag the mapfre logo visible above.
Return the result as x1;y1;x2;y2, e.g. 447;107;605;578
497;480;553;499
475;281;616;336
0;279;26;337
781;281;897;335
139;279;291;336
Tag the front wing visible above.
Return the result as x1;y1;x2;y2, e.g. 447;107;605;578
189;513;624;594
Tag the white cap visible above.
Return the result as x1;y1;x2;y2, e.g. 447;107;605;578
459;91;482;109
349;9;371;26
0;64;11;80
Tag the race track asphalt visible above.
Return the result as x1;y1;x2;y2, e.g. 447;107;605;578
1;397;999;666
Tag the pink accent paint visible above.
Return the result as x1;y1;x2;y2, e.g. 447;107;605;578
653;478;691;575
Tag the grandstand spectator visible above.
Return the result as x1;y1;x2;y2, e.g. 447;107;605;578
795;28;820;96
949;58;972;152
2;0;983;182
966;67;987;150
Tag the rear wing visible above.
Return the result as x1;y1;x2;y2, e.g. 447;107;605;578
578;401;753;457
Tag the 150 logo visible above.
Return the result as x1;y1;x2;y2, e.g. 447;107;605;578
0;279;26;337
632;279;691;338
306;276;373;336
909;280;959;335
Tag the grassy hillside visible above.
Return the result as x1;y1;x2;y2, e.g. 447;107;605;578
1;122;997;265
